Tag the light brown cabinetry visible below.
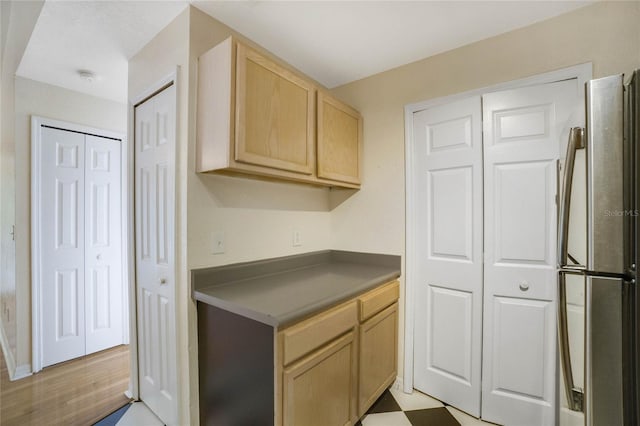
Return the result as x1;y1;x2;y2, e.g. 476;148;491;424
235;43;315;175
283;332;357;426
317;92;362;185
197;36;361;188
277;280;399;426
359;303;398;416
279;301;359;426
358;280;399;416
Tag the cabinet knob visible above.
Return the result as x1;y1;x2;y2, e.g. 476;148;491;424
96;254;101;260
160;278;167;285
519;281;530;291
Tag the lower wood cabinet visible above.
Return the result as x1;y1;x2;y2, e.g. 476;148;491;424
358;302;398;416
277;280;399;426
283;332;357;426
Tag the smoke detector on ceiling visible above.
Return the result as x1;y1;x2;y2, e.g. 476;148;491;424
77;69;97;83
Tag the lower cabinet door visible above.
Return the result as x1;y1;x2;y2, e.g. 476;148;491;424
283;331;357;426
358;302;398;416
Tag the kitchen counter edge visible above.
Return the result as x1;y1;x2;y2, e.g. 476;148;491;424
191;250;401;328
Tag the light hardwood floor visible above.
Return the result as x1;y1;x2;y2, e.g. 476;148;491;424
0;345;130;425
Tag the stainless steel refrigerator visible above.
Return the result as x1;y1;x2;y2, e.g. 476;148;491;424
558;71;639;426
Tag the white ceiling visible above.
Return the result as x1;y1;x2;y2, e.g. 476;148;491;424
16;0;592;103
16;0;189;102
194;1;592;89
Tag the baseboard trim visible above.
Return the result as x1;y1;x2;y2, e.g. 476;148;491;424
392;376;405;392
0;320;33;381
0;320;17;379
13;363;33;380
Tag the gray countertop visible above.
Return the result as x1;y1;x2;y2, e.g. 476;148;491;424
192;250;401;327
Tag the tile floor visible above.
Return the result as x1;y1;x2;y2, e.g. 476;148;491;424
117;403;164;426
94;402;164;426
357;387;496;426
96;387;496;426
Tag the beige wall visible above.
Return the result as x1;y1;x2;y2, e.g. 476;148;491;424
11;77;127;369
186;8;332;271
128;7;335;423
132;1;640;423
188;7;333;422
0;0;43;377
330;0;640;381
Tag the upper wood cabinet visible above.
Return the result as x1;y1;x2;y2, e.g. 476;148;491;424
317;92;362;185
196;36;361;189
235;43;315;175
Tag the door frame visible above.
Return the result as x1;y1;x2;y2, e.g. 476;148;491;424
128;69;179;404
403;63;592;393
31;116;128;373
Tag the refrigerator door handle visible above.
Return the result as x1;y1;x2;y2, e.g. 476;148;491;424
558;127;585;269
558;271;584;412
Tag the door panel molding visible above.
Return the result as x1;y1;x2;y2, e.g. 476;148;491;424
405;63;592;397
428;166;474;262
134;82;178;425
413;95;483;416
31;117;127;373
125;70;178;402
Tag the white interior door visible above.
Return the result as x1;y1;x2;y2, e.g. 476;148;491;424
40;126;124;368
135;84;177;425
413;96;484;416
41;127;86;367
85;135;123;354
481;79;580;425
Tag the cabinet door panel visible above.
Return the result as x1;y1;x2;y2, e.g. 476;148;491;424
317;92;362;184
359;280;399;322
359;303;398;416
235;43;314;175
283;332;357;426
283;301;357;365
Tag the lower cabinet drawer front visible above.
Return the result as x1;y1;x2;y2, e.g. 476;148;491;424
283;332;357;426
359;302;398;416
282;301;357;365
359;280;399;322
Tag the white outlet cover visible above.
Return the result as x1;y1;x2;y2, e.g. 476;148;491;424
292;230;301;247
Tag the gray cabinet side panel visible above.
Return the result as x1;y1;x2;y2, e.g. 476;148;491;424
198;302;274;426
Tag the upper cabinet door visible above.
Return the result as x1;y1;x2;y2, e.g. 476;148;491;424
235;43;315;175
317;92;362;185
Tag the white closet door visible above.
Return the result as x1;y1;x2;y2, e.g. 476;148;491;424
41;127;86;367
85;135;123;354
413;96;484;416
481;79;578;425
135;84;177;426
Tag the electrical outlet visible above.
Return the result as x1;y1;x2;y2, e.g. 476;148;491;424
212;231;225;254
292;230;301;247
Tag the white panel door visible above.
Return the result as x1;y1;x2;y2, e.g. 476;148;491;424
85;135;123;354
482;79;579;425
41;127;86;367
40;127;125;368
135;84;177;425
413;96;483;416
